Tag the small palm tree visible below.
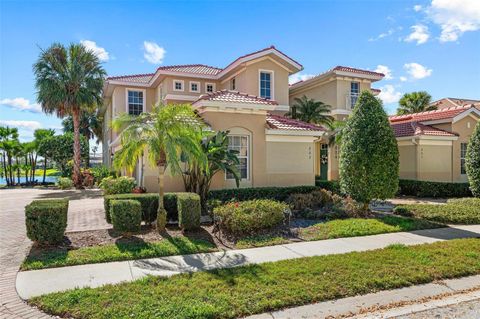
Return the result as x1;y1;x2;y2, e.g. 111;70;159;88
33;43;106;188
397;91;436;115
112;104;206;232
328;120;347;146
286;95;334;128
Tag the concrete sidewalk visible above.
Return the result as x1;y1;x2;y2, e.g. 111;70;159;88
16;224;480;299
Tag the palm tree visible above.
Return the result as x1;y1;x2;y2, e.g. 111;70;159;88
34;128;55;183
62;110;103;143
286;95;334;128
112;104;206;232
397;91;436;115
33;43;106;188
327;120;347;146
182;130;240;214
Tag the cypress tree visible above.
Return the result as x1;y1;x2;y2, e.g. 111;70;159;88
466;121;480;197
339;91;399;210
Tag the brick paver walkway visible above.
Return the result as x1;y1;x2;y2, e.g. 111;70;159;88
0;188;105;318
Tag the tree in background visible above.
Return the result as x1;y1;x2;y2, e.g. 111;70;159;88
39;133;89;177
62;110;103;143
34;43;105;188
182;130;240;214
340;91;399;211
112;104;206;232
0;127;21;186
466;121;480;197
286;95;334;128
397;91;436;115
34;129;56;183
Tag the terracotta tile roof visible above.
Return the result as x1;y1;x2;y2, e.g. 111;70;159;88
195;90;278;105
290;65;384;88
391;121;457;138
156;64;222;75
371;88;381;93
107;73;154;83
266;114;326;131
389;105;472;124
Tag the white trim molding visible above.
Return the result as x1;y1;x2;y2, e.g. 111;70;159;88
259;69;274;100
192;100;276;112
452;108;480;123
266;135;317;142
265;128;324;137
125;88;146;114
189;81;201;93
164;94;199;102
331;109;352;116
173;79;184;92
272;104;290;112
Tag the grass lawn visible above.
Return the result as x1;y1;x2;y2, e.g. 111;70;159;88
22;237;216;271
396;198;480;224
31;238;480;319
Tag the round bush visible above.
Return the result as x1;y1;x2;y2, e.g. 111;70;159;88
57;177;73;189
110;200;142;233
99;176;136;195
213;199;289;236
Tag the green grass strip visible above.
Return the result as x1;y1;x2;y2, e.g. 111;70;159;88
22;237;216;271
397;198;480;224
31;238;480;319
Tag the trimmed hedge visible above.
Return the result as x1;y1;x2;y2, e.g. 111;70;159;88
104;193;177;224
110;200;142;233
25;199;69;245
208;185;319;203
177;193;201;230
314;178;341;194
213;199;289;236
398;179;472;198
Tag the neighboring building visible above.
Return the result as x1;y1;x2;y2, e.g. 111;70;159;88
390;105;480;182
431;97;480;110
102;45;478;192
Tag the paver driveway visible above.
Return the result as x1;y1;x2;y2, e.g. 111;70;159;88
0;188;106;318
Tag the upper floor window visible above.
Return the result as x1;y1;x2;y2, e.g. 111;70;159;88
173;80;184;91
350;82;360;107
230;77;236;90
206;83;215;93
190;81;200;93
260;71;273;99
227;135;249;180
461;143;468;174
127;90;144;116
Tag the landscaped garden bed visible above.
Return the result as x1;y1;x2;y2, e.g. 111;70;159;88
394;198;480;224
30;238;480;319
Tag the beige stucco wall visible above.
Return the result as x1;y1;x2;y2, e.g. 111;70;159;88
450;115;478;182
398;143;417;180
290;79;337;108
416;142;453;182
160;76;219;100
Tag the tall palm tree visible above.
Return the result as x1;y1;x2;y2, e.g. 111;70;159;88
62;109;103;143
397;91;436;115
112;104;206;232
286;95;334;128
182;130;240;214
33;43;106;188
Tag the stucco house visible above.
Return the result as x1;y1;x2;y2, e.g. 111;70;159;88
102;45;478;192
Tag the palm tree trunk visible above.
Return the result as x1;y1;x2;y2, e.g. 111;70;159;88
156;164;167;232
72;108;83;188
42;158;47;184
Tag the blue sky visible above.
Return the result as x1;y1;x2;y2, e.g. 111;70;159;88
1;0;479;144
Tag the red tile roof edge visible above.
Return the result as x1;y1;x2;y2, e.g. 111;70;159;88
156;64;222;72
290;66;384;88
389;105;473;123
266;113;326;131
194;89;279;105
107;73;155;80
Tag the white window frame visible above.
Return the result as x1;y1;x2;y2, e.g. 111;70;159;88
189;81;200;93
259;69;274;100
460;142;468;175
125;88;146;115
226;134;250;181
173;79;184;92
205;82;216;93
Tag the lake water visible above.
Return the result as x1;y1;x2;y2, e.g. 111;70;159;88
0;176;58;185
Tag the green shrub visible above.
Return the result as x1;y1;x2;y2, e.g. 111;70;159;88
286;189;335;213
25;199;69;245
398;179;471;198
208;185;318;203
91;165;117;184
110;200;142;233
213;199;289;236
395;198;480;224
315;179;341;194
104;193;178;224
177;193;201;230
99;176;136;195
393;206;414;217
466;121;480;197
56;177;73;189
340;91;399;205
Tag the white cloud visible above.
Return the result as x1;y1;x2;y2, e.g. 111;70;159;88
374;65;393;80
378;85;402;104
404;62;433;79
0;120;42;131
414;5;423;12
404;24;430;44
0;97;42;113
427;0;480;42
80;40;109;61
368;29;395;41
400;76;408;82
143;41;166;64
289;73;315;85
